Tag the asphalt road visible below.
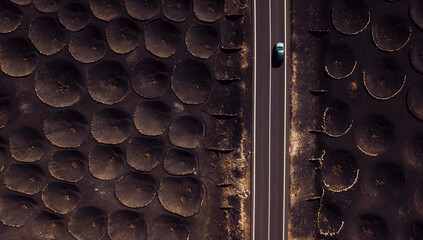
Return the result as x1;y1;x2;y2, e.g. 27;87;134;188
252;0;287;239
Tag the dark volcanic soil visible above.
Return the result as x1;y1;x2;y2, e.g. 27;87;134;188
289;0;423;239
0;0;252;239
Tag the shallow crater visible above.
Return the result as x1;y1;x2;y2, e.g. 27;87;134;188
318;200;344;236
145;19;182;58
133;100;170;136
30;211;66;240
4;163;45;195
126;137;164;171
410;44;423;74
41;182;80;215
115;172;157;208
89;144;125;180
410;0;423;30
186;24;219;59
34;0;62;13
35;60;83;108
10;127;45;162
352;214;389;240
0;37;37;77
363;57;405;100
29;17;67;56
0;195;36;227
355;114;395;156
324;44;356;79
332;0;370;35
169;116;204;149
193;0;223;22
0;1;22;34
49;150;86;182
171;59;212;104
372;14;411;52
0;94;14;129
164;148;196;175
86;61;129;105
163;0;190;22
408;82;423;121
43;110;89;148
131;58;170;99
158;177;204;217
10;0;33;5
322;100;353;137
321;150;358;192
366;162;406;199
108;210;146;240
69;26;107;64
68;206;107;240
89;0;122;21
147;215;189;240
125;0;160;21
106;18;141;54
91;108;131;144
58;2;90;32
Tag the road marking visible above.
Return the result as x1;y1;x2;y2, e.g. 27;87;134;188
283;0;287;239
267;0;272;239
252;0;257;238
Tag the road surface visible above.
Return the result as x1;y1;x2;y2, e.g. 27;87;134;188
252;0;288;239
